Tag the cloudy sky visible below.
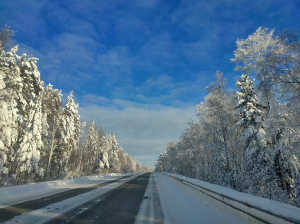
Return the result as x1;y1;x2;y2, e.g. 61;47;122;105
1;0;299;168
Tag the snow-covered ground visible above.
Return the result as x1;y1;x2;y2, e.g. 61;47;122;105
0;173;134;208
166;172;300;223
136;173;245;224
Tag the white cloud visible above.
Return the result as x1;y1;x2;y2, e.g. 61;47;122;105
143;74;174;89
78;98;197;168
81;94;111;105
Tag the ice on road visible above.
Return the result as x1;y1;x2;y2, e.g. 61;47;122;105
155;173;245;224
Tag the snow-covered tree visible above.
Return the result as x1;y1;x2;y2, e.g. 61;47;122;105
155;27;300;208
231;27;276;75
108;133;119;170
97;129;110;172
231;27;277;112
84;121;99;173
39;84;63;177
0;32;147;185
13;50;45;180
56;91;82;178
99;149;109;171
231;27;300;106
197;71;238;187
232;27;300;204
0;46;21;178
111;146;125;173
0;44;46;183
0;24;16;50
15;99;45;176
263;102;300;205
235;74;276;197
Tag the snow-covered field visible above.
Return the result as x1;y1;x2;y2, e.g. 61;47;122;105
0;173;134;208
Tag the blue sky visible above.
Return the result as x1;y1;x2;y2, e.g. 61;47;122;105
1;0;300;168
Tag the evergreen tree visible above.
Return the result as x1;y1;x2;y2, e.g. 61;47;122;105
108;133;119;170
0;39;147;185
0;45;46;183
97;130;110;172
235;74;275;197
16;99;44;177
57;91;82;178
13;49;45;181
39;84;63;177
0;46;22;179
84;121;99;173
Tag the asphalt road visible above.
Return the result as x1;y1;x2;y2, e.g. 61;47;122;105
46;173;151;224
0;173;247;224
0;175;132;223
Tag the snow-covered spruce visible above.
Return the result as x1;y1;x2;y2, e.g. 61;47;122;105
0;45;149;186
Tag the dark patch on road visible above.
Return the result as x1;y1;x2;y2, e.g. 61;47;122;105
0;175;132;223
47;173;151;224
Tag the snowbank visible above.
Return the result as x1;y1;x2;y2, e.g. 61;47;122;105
164;173;300;224
0;173;134;208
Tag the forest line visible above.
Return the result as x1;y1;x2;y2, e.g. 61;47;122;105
155;27;300;207
0;25;150;187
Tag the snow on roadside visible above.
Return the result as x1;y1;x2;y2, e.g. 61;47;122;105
166;173;300;222
156;173;245;224
0;173;134;208
3;175;139;224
